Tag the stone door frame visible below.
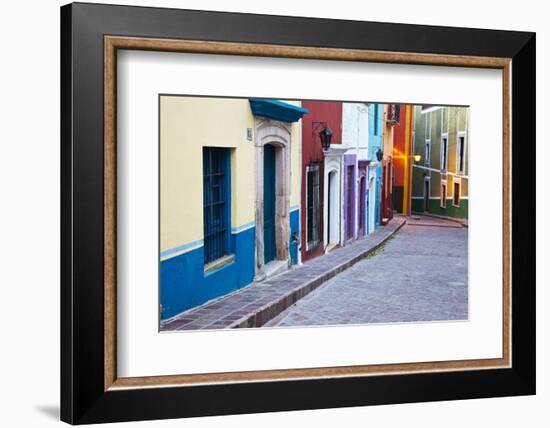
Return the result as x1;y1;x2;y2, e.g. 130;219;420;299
254;118;292;281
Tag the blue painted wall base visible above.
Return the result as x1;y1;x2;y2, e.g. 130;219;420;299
160;227;255;320
161;209;300;320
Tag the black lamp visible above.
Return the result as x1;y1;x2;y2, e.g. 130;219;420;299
319;126;333;151
376;148;384;162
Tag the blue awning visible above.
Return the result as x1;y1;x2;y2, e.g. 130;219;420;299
249;99;309;123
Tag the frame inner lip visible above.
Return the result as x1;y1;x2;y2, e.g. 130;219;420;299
103;36;512;390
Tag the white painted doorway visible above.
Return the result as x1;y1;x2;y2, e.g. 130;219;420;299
327;170;340;245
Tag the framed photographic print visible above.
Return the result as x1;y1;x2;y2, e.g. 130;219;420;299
60;2;536;424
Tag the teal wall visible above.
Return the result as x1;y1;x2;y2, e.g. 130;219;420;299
368;104;384;160
369;104;384;227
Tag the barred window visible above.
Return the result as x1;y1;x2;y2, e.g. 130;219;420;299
203;147;231;265
441;135;448;171
306;164;320;250
457;134;466;174
425;140;431;165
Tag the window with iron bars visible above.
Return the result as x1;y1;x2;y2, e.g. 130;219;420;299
203;147;231;265
306;164;321;250
457;134;466;174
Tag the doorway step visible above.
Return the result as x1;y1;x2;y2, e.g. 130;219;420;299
325;243;339;254
262;260;289;281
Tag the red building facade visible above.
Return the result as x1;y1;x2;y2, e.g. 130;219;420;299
300;101;342;262
392;111;407;213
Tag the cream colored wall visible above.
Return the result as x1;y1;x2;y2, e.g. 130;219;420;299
160;96;256;253
160;96;303;255
286;100;302;209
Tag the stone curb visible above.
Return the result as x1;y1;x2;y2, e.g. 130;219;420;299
228;218;407;328
407;222;462;229
411;211;468;228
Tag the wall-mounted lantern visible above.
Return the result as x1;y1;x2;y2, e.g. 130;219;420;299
319;126;333;151
413;153;422;163
376;148;384;162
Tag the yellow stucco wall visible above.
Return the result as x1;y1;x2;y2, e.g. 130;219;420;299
160;96;255;253
160;96;302;255
287;101;302;210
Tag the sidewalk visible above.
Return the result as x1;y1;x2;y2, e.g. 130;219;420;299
161;216;406;331
409;212;468;228
407;212;468;227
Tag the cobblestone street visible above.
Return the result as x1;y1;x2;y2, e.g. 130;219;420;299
266;217;468;327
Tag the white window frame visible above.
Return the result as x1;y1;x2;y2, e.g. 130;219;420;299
440;179;447;209
440;133;449;172
423;176;431;212
424;139;431;165
456;131;467;175
452;178;461;208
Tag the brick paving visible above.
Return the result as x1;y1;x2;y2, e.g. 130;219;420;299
160;216;406;331
266;217;468;327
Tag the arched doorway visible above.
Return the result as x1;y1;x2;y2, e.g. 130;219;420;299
253;119;292;281
368;174;376;234
358;175;366;237
327;170;340;245
323;150;345;251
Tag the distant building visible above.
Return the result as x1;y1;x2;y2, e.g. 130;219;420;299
381;104;398;224
341;103;370;241
411;105;469;218
392;104;414;215
159;96;306;320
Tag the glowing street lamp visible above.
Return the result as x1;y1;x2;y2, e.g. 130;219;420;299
413;153;422;163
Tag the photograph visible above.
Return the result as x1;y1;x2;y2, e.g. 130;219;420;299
159;96;469;331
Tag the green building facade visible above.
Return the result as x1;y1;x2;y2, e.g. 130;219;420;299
411;106;469;219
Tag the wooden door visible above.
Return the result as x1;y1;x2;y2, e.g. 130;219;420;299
263;145;276;263
346;165;353;240
358;176;366;236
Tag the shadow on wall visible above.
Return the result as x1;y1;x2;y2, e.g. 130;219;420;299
35;405;59;420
